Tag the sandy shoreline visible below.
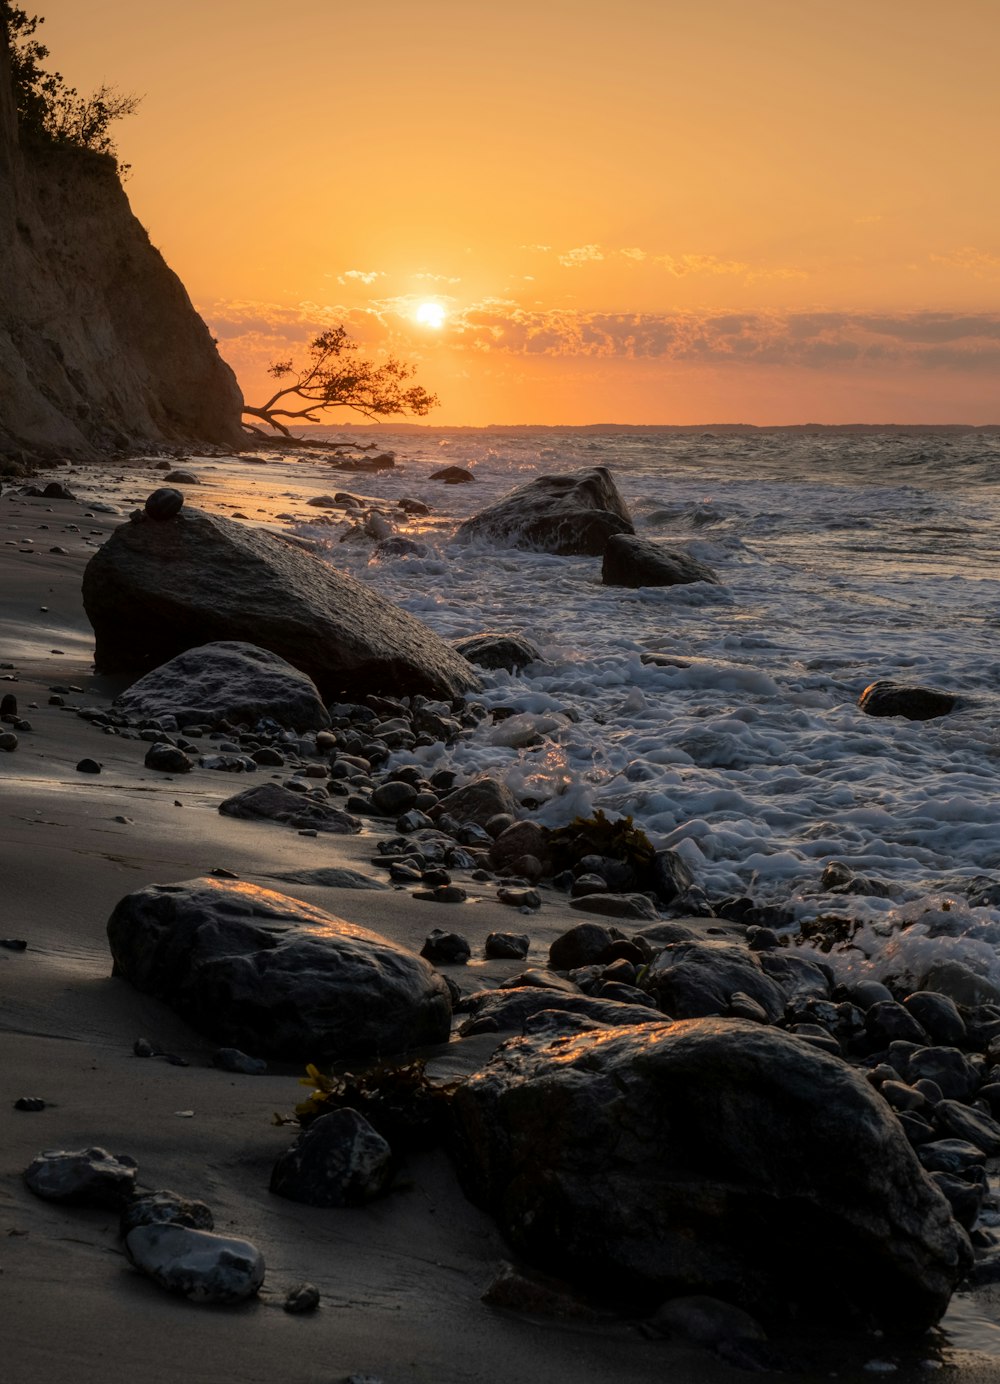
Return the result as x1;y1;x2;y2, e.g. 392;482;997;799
3;454;1000;1383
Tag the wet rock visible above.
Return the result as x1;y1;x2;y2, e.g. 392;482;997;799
24;1146;137;1206
14;1096;46;1111
929;1171;986;1231
903;992;966;1047
907;1047;980;1103
458;986;663;1037
647;848;695;905
572;892;659;921
144;488;184;521
126;1224;264;1303
549;923;616;970
451;1018;972;1332
602;534;720;588
120;1190;215;1237
430;465;475;483
858;680;957;721
489;820;551;872
163;469;200;484
371;780;419;816
115;642;330;731
454;632;541;671
485;931;530;960
497;887;541;911
865;1001;928;1048
82;506;480;701
456;466;634;556
641;940;786;1022
218;783;361;834
420;929;471;964
917;1139;987;1177
934;1100;1000;1155
436;776;518;829
107;877;451;1061
76;757;101;773
270;1109;393;1207
0;730;18;751
143;742;193;774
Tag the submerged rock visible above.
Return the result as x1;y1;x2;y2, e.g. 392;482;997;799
601;534;720;588
450;1019;971;1332
106;877;452;1061
82;506;480;701
454;632;541;671
115;641;330;730
455;466;634;555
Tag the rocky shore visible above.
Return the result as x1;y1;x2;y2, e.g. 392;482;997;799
4;451;1000;1383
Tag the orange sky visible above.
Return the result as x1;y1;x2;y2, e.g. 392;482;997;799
32;0;1000;425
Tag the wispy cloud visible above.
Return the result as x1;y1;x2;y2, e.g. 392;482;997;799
415;272;462;284
558;243;606;267
337;269;385;285
930;246;1000;279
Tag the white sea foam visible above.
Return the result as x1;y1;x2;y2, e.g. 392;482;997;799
289;428;1000;939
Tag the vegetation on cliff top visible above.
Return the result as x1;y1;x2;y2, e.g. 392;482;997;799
1;4;139;164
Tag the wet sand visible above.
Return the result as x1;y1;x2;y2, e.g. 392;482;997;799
3;455;1000;1383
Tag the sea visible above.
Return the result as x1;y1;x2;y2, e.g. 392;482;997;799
287;424;1000;1360
295;427;1000;956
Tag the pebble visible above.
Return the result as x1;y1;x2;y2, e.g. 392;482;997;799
14;1096;46;1111
0;938;28;950
284;1282;321;1313
0;731;18;751
144;742;193;773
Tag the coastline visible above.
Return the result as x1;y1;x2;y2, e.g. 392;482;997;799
4;452;1000;1383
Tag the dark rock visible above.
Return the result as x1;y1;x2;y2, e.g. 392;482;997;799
144;488;184;521
120;1190;215;1237
106;877;452;1061
455;466;634;556
648;1294;767;1348
451;1018;971;1331
858;680;957;721
266;867;388;891
163;469;200;484
41;482;76;500
143;742;193;774
24;1146;137;1207
218;783;361;834
430;465;474;484
929;1171;987;1231
413;884;467;904
642;940;786;1022
116;641;330;731
497;887;541;911
549;923;616;971
602;534;720;588
75;757;101;773
82;506;480;701
865;1000;928;1047
454;632;541;671
903;992;967;1046
572;892;659;921
934;1100;1000;1155
757;950;832;1000
212;1047;267;1075
458;986;663;1037
647;848;695;905
370;780;419;816
489;820;550;871
0;730;18;751
917;1139;987;1177
420;929;471;964
436;776;518;828
14;1096;46;1111
270;1109;393;1207
907;1047;980;1103
125;1224;264;1303
485;931;530;960
481;1261;604;1320
284;1282;321;1313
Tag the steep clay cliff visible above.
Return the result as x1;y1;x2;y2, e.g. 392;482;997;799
0;23;244;460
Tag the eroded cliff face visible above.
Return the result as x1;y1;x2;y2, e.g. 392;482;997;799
0;23;244;460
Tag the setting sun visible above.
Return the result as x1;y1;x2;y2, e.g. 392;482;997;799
415;301;447;329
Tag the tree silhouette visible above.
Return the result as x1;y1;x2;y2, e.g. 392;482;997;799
243;326;439;438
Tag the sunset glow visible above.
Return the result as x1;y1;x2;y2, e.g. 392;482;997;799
35;0;1000;425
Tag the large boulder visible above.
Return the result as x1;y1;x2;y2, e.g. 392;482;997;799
114;641;330;730
602;534;719;588
455;467;634;555
106;877;452;1061
82;507;480;701
451;1019;971;1332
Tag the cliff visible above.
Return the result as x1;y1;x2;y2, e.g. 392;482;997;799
0;22;245;460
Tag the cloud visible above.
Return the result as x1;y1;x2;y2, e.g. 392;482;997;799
558;243;605;267
930;247;1000;279
415;272;462;284
337;269;385;285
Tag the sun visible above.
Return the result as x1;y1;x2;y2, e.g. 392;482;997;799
415;301;447;329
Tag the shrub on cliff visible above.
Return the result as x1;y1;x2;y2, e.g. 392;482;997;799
1;4;139;163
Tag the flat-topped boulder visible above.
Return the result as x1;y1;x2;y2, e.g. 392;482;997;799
451;1019;971;1332
114;641;330;730
107;877;452;1061
82;506;480;701
455;467;634;555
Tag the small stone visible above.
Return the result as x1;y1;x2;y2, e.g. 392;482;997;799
126;1223;264;1303
144;488;184;520
24;1146;138;1206
270;1109;393;1207
420;929;472;963
14;1096;46;1111
413;885;467;905
210;867;239;879
133;1038;156;1057
284;1282;321;1313
0;938;28;951
120;1190;215;1237
497;887;541;910
485;932;531;960
76;758;102;774
144;742;193;773
0;731;18;751
212;1047;267;1075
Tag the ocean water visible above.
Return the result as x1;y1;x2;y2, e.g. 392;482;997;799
291;426;1000;1001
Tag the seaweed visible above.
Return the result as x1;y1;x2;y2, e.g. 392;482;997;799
274;1059;458;1152
548;808;656;874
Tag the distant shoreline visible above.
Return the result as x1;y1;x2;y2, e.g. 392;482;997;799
297;420;1000;437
